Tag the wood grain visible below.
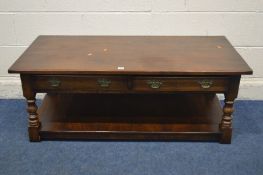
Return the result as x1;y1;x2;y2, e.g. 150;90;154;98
8;36;252;75
10;36;252;143
39;93;222;141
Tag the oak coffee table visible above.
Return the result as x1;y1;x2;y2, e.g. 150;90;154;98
8;36;252;144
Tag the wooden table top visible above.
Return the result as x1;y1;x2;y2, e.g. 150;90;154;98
8;36;252;75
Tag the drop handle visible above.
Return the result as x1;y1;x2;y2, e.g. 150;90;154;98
48;79;61;87
198;80;213;89
147;80;162;89
97;78;111;88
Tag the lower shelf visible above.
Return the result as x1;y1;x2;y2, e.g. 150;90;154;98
38;93;223;141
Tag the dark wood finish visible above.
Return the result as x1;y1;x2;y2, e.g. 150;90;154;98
220;76;240;144
32;75;128;92
31;75;230;93
38;93;222;141
8;36;252;75
8;36;253;143
132;76;229;92
20;75;40;141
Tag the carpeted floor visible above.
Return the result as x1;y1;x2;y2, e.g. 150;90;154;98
0;99;262;175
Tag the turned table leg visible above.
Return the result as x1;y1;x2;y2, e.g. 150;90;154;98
220;76;240;144
26;96;40;141
21;75;40;141
220;96;235;144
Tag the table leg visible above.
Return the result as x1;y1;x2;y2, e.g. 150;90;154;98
220;76;240;144
220;96;235;144
21;75;40;142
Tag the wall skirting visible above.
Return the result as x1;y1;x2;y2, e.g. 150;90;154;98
0;76;263;100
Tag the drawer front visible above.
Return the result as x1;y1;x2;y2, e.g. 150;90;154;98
132;77;229;92
32;75;128;92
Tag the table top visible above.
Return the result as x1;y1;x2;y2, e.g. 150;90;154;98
8;36;252;75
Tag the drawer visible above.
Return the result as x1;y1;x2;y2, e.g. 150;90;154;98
132;77;229;92
32;75;128;92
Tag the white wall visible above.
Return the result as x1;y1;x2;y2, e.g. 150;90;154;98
0;0;263;98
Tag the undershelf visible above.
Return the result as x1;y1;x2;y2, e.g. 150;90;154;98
38;93;223;141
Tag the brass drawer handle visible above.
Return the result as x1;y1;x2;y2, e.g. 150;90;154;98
48;79;61;87
198;80;213;89
97;78;111;88
147;80;162;89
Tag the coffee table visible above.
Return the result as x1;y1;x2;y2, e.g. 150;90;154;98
8;36;252;144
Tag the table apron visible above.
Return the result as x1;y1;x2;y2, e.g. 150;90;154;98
28;75;232;93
